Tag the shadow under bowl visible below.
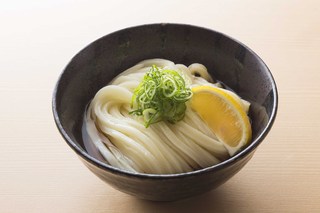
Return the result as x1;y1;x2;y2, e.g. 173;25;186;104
52;23;278;201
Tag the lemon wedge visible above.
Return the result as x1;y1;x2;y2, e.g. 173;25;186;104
190;85;252;156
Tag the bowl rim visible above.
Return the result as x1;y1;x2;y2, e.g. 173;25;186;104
52;23;278;179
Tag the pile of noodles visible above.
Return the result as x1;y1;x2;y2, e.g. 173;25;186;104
84;59;248;174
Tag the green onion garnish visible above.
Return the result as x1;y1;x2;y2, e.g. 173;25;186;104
130;65;192;127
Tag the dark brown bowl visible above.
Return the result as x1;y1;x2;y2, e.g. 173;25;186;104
52;23;278;201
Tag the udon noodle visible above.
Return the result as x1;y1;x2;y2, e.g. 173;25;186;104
83;59;250;174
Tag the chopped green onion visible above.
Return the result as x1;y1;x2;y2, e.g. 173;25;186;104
130;65;192;127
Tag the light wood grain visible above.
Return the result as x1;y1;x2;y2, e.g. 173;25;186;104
1;0;320;212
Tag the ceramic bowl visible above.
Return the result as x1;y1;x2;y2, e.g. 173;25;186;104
52;23;278;201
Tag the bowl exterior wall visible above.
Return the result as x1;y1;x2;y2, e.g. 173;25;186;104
80;151;254;201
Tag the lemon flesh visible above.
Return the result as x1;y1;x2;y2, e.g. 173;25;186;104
190;85;252;156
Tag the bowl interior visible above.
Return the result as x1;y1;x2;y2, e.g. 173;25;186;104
53;23;277;175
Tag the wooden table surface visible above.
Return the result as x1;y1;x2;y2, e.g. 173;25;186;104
1;0;320;212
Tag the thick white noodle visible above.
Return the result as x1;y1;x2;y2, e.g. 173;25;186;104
85;59;246;174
